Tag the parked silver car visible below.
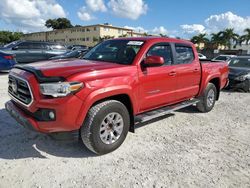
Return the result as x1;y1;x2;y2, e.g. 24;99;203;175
0;41;67;63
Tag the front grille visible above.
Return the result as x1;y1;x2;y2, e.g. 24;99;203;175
8;75;33;106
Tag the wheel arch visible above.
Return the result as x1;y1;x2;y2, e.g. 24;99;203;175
209;77;220;100
76;89;136;133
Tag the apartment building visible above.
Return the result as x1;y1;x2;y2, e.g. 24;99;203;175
22;24;146;46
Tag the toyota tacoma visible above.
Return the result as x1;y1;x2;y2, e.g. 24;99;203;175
5;37;229;154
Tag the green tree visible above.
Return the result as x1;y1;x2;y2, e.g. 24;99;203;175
118;34;128;38
240;28;250;44
220;28;239;49
45;18;73;30
75;24;82;27
99;35;115;42
160;33;168;37
0;31;23;44
210;32;225;48
190;33;209;49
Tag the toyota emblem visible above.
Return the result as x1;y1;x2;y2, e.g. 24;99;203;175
12;80;18;93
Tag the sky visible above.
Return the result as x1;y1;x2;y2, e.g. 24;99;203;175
0;0;250;39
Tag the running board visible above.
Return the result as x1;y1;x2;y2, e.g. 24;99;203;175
135;99;200;123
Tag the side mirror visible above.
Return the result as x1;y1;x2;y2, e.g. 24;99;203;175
12;46;18;50
144;56;164;66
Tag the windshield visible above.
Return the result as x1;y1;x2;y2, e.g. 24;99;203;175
229;58;250;68
65;50;79;56
3;41;20;48
214;56;230;61
83;40;144;65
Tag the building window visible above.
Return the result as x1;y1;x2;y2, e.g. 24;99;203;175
94;27;97;31
86;28;90;32
82;28;85;32
118;29;122;34
104;27;110;31
86;37;89;41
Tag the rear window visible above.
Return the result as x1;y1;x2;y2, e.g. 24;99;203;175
214;56;229;61
49;44;66;50
229;58;250;68
29;43;46;49
175;45;194;64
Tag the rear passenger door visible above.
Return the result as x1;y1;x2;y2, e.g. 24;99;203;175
173;44;201;101
12;42;31;63
26;42;47;62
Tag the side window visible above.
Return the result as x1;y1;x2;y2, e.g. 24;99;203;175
175;45;194;64
49;44;66;50
16;42;29;49
29;43;44;49
147;44;173;65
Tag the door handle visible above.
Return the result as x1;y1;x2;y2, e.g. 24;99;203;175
193;68;199;72
168;71;176;76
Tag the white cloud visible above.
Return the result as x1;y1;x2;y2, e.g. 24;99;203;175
151;26;168;35
124;26;147;33
77;6;95;21
205;11;250;34
0;0;66;32
180;24;206;34
108;0;148;20
180;12;250;38
86;0;107;12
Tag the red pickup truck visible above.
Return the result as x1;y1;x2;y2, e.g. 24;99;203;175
5;37;229;154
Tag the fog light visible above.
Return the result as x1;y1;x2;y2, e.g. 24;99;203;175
49;111;55;120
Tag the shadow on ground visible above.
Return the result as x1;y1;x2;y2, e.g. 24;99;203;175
0;99;212;160
0;108;95;159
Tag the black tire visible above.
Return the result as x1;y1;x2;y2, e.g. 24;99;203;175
196;83;217;113
81;100;130;155
243;80;250;92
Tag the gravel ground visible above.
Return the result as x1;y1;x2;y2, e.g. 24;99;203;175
0;72;250;188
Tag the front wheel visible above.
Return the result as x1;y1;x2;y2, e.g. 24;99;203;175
196;83;217;113
81;100;130;155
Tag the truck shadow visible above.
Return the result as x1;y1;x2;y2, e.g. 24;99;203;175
0;104;201;160
176;105;200;114
0;108;96;159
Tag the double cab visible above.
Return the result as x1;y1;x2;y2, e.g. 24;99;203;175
5;37;229;154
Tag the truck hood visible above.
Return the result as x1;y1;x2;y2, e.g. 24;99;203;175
24;59;126;78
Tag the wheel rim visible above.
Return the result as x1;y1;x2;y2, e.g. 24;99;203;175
99;112;124;145
207;89;215;107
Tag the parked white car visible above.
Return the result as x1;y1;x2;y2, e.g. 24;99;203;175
198;53;207;59
212;55;236;63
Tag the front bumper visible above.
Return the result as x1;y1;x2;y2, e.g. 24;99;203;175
5;95;84;133
5;101;39;132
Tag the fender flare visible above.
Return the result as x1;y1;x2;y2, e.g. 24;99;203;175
75;85;137;127
198;74;221;97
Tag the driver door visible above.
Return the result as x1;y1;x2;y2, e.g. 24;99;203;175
138;43;178;112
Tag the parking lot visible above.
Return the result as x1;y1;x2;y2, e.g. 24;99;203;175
0;72;249;187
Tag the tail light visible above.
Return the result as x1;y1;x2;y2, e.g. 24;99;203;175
4;55;14;60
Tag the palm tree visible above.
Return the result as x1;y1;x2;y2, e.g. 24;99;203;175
190;33;209;50
210;32;225;49
240;28;250;45
220;28;239;49
160;33;168;37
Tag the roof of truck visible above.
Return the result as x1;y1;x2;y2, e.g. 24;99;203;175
113;36;192;44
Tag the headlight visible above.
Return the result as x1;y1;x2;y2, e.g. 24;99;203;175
234;73;250;81
40;82;83;97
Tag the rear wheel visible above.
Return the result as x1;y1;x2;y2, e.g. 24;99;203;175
81;100;130;155
196;83;217;112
